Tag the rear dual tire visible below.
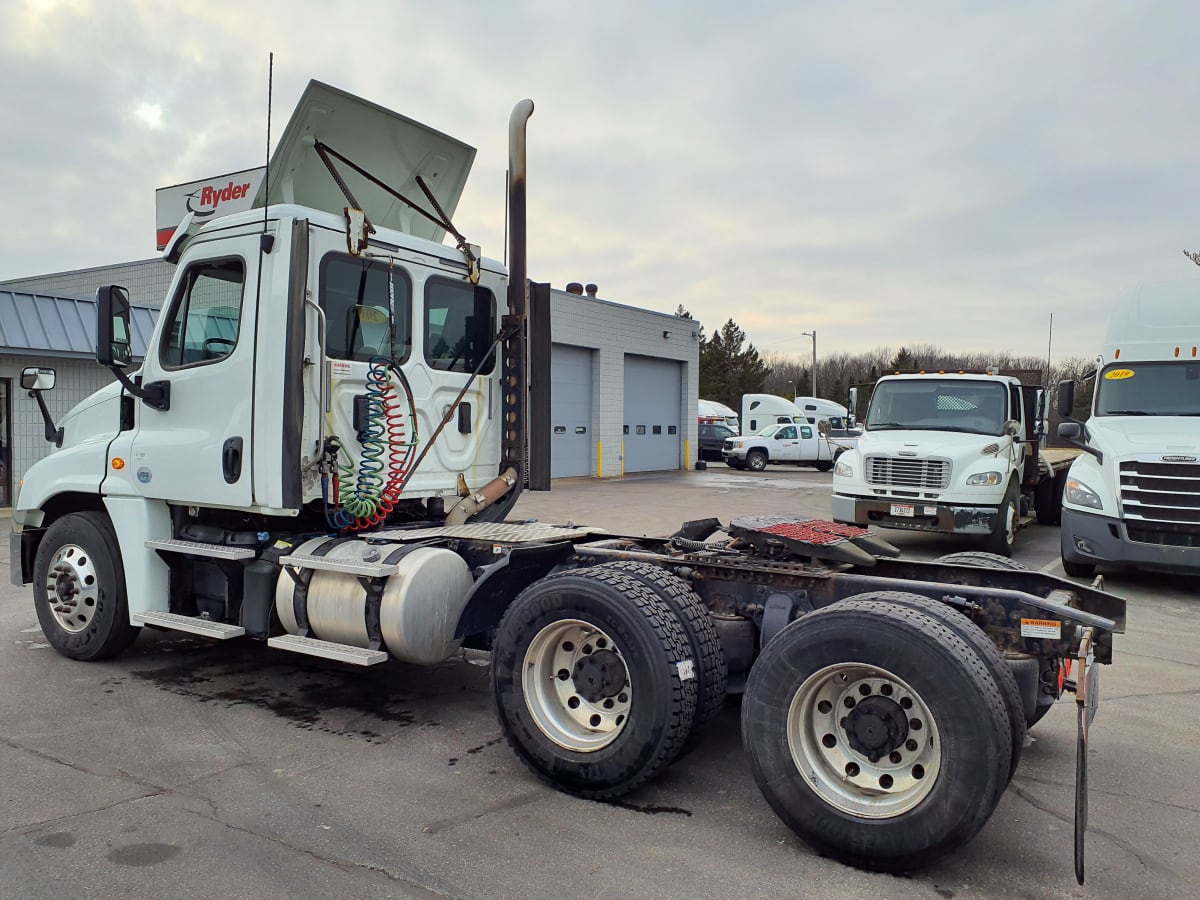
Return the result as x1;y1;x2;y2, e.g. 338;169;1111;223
741;600;1011;872
492;567;700;799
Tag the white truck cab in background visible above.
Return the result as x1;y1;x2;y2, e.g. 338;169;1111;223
794;395;860;448
1057;280;1200;576
698;398;740;434
832;372;1072;555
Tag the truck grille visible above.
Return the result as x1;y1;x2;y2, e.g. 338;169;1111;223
1119;459;1200;541
865;456;951;490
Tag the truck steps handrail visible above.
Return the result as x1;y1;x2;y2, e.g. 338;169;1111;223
137;611;246;639
278;554;400;577
145;539;256;560
267;634;388;666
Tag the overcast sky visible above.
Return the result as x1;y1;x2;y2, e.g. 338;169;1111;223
2;1;1197;362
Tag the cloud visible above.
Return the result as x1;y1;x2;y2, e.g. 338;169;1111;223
1;0;1198;364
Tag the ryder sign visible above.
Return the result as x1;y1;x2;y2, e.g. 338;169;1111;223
154;166;266;250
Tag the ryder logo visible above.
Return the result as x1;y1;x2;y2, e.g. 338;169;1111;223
186;180;253;218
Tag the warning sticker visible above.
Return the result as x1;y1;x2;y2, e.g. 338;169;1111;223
330;360;353;378
676;659;696;681
1104;368;1135;380
1021;618;1062;639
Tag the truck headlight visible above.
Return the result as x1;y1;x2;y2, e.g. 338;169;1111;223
835;460;853;477
1065;478;1103;510
966;471;1002;486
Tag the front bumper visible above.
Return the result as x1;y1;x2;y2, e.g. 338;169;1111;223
1061;507;1200;575
831;493;999;535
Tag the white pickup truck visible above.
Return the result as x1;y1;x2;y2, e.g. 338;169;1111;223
721;421;837;471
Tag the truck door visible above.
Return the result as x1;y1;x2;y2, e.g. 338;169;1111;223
772;425;802;461
128;238;261;508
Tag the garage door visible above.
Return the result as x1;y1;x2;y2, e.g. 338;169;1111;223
623;355;682;473
551;344;593;477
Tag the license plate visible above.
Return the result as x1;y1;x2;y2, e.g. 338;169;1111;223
890;503;915;517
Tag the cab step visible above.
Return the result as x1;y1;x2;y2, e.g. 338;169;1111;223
138;611;246;639
278;554;399;578
267;633;388;666
145;539;256;560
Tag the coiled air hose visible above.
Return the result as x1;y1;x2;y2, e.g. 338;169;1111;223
332;357;419;531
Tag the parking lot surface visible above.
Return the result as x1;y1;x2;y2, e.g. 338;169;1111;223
2;466;1197;899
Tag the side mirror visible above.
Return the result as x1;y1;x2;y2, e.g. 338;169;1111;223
1057;379;1075;419
848;387;858;417
1002;419;1021;437
20;366;56;392
97;285;133;369
1058;421;1081;440
817;419;832;437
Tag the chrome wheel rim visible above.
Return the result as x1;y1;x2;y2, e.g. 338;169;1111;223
787;663;941;818
522;618;632;752
44;544;100;633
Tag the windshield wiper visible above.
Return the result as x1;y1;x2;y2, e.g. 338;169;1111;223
867;422;906;430
1102;410;1153;416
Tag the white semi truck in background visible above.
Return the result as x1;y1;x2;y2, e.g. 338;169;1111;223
1056;279;1200;576
9;81;1124;880
832;371;1077;555
697;398;739;433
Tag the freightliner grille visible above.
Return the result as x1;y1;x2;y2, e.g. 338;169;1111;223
865;456;951;490
1120;459;1200;548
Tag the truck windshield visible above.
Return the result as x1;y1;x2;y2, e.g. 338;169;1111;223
1094;361;1200;416
865;380;1009;435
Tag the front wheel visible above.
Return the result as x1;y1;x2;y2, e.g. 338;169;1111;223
33;512;140;661
982;482;1019;556
492;568;698;799
746;451;768;472
742;600;1011;872
814;461;834;472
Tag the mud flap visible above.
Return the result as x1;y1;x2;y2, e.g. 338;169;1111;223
1073;628;1099;884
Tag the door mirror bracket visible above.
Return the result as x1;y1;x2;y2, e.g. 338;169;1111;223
95;285;171;410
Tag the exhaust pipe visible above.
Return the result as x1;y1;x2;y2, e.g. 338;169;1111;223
445;467;520;526
493;100;534;509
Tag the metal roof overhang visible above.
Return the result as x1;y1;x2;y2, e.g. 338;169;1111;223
0;291;157;360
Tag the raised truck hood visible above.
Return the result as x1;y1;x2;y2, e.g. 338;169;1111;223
254;80;477;244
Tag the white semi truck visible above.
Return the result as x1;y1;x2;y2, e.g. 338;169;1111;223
10;81;1123;880
832;371;1077;555
1057;279;1200;576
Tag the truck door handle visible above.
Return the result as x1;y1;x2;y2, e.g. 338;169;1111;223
222;437;243;484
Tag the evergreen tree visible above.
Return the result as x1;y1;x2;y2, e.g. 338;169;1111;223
700;319;768;408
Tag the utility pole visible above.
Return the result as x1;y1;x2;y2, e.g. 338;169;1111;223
801;330;817;397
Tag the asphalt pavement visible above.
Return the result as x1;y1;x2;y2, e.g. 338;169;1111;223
1;466;1197;899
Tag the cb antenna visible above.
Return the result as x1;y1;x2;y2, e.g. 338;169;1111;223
261;52;274;250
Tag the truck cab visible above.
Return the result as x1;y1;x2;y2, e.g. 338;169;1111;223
10;82;539;645
1057;280;1200;576
832;372;1053;554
